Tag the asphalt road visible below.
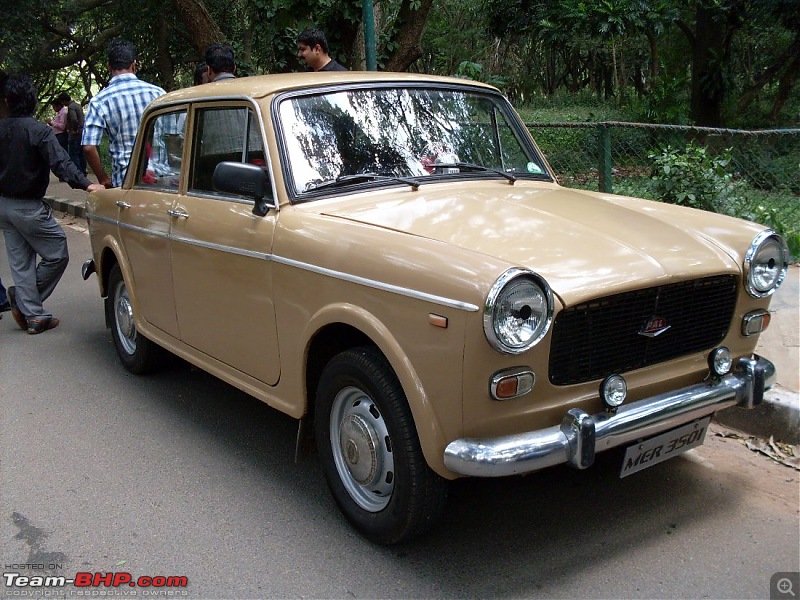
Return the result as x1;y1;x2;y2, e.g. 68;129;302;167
1;218;798;599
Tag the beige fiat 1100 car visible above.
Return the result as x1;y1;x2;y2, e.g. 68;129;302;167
83;72;788;544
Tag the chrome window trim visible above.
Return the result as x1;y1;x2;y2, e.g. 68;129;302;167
271;82;552;203
141;96;280;211
183;190;260;205
86;212;478;312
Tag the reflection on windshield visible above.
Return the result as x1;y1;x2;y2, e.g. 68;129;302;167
278;87;548;195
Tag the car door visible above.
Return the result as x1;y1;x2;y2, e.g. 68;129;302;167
118;107;188;338
168;102;280;385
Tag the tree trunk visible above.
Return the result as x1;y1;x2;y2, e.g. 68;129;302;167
688;3;738;127
155;16;175;91
770;52;800;123
384;0;435;72
173;0;224;56
736;32;800;117
645;29;659;80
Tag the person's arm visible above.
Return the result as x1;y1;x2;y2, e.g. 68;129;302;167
83;145;112;188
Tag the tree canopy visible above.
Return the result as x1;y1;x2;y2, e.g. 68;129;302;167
1;0;797;127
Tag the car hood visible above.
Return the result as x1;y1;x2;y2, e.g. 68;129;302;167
317;181;753;304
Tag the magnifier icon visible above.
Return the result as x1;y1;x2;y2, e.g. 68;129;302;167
778;578;796;597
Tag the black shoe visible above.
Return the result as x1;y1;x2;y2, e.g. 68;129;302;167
27;316;60;335
7;287;27;331
0;300;10;312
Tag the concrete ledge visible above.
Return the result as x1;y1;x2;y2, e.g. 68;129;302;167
46;196;86;219
714;385;800;444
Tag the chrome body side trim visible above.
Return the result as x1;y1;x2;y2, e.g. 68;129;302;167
85;213;479;312
272;255;480;312
444;356;776;477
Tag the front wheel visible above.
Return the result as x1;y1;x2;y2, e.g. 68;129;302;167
315;347;448;544
106;264;164;374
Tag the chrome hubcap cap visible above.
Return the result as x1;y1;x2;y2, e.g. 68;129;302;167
115;283;136;355
330;386;394;512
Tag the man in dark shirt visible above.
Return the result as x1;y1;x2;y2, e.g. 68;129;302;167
0;74;104;334
296;28;348;72
205;43;237;82
58;91;87;175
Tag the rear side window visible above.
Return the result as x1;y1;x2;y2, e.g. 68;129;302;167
135;110;187;191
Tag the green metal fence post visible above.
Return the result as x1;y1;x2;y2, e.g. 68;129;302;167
598;124;612;193
363;0;377;71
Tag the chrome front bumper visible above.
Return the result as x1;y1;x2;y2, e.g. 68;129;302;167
444;356;775;477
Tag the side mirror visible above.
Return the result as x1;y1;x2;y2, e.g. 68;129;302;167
212;161;273;217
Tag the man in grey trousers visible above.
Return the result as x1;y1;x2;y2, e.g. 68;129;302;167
0;74;104;334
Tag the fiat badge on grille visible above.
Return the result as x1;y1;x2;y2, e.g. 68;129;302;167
639;316;671;337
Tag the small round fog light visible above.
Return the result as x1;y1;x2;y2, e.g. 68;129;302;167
709;347;733;376
600;374;627;410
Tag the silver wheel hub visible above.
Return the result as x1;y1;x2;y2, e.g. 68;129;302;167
341;414;378;485
330;387;394;512
114;283;137;355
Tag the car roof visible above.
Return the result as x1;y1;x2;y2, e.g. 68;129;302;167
149;71;499;107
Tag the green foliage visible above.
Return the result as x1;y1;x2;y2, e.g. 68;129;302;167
455;61;508;89
741;205;800;259
630;74;690;124
518;92;629;122
647;143;746;213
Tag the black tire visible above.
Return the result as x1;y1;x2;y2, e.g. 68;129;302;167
106;264;164;374
315;346;448;544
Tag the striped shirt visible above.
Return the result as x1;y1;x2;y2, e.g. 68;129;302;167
82;73;165;187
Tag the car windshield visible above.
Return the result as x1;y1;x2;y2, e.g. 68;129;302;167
278;85;550;197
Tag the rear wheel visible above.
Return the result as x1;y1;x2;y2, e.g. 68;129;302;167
315;346;448;544
107;264;164;374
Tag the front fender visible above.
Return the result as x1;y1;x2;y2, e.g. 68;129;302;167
300;301;465;479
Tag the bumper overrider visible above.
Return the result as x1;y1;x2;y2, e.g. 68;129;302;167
444;356;775;477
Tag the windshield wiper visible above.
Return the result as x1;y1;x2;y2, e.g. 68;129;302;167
432;162;517;184
307;173;421;193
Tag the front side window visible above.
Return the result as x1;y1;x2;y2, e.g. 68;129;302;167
136;109;187;191
277;86;549;198
189;105;265;195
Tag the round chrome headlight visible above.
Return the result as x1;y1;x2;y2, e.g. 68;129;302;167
484;268;553;354
744;230;789;298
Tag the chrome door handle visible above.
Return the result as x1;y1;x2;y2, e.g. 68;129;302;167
167;209;189;219
116;201;131;209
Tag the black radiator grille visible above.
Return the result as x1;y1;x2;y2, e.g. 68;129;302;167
549;275;738;385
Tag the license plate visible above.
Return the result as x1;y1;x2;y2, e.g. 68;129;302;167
620;417;711;478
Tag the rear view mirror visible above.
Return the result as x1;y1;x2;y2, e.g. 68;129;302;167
212;161;273;217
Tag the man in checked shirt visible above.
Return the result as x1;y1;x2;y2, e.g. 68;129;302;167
82;39;165;188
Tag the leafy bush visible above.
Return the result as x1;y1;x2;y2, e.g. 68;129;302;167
455;61;509;90
738;204;800;260
730;142;800;194
647;143;746;214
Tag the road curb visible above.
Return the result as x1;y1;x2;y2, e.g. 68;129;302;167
46;195;86;219
714;385;800;444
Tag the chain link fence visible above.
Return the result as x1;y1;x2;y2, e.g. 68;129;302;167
526;122;800;255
